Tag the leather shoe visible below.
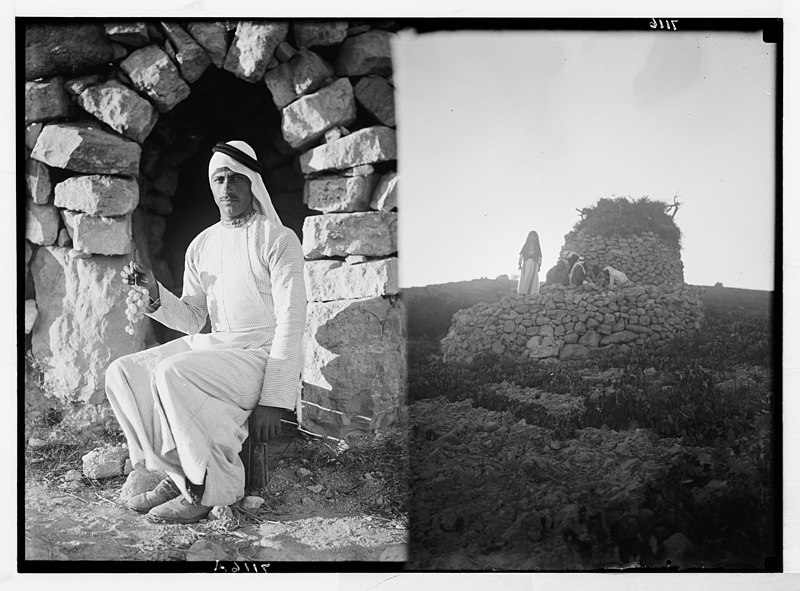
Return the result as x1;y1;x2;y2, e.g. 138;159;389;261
146;496;212;524
126;478;181;513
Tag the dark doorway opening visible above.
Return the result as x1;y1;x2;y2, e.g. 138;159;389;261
153;66;308;287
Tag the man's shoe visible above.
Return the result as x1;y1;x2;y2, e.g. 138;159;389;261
146;496;212;524
126;478;181;513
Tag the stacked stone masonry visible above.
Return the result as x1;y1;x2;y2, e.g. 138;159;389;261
24;20;403;440
441;283;704;364
563;229;684;285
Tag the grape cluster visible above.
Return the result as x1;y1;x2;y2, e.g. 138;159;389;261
125;284;150;335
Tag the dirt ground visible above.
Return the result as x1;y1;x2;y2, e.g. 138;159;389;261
408;366;773;571
23;380;408;565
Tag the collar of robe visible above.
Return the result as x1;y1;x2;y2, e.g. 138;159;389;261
220;207;257;229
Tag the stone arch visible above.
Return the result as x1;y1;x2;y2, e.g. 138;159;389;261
24;20;403;441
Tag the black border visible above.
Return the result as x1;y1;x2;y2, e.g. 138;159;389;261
18;16;784;574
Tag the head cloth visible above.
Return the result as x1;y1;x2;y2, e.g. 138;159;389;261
209;141;282;226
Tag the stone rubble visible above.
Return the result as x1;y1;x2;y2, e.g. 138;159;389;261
61;211;133;256
25;78;71;123
293;21;349;48
281;77;357;150
160;22;211;83
354;76;395;126
441;283;704;364
25;24;113;80
299;126;396;175
81;444;129;479
54;175;139;216
224;21;289;82
304;173;379;213
304;257;399;302
336;31;394;76
186;22;229;68
25;200;60;246
121;45;191;112
302;211;397;258
105;22;150;47
563;229;684;285
264;48;335;109
370;172;398;211
31;122;141;176
76;80;160;143
25;159;52;205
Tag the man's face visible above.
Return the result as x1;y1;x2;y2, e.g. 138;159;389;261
210;167;255;220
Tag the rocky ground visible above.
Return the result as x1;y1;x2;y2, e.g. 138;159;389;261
23;368;408;565
406;286;776;570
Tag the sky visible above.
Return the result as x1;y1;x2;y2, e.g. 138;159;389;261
395;27;777;290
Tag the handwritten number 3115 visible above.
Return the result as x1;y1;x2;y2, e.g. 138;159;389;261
650;18;679;30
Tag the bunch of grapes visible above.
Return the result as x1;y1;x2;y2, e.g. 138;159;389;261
125;284;150;335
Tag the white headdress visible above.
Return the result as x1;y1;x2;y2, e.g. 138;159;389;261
208;140;282;226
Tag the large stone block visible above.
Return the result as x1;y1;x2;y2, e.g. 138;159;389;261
30;247;147;403
54;175;139;216
302;212;397;259
62;211;133;255
25;24;113;80
26;123;43;154
25;159;52;204
293;21;349;48
121;45;191;112
336;31;393;76
224;21;289;82
302;296;406;439
370;171;398;211
304;173;379;213
600;330;637;345
264;48;334;109
305;258;398;302
281;78;357;150
187;22;229;68
31;123;141;176
160;22;211;83
77;81;159;143
26;200;60;245
354;76;395;127
25;300;38;334
299;126;396;175
105;23;150;47
25;78;71;123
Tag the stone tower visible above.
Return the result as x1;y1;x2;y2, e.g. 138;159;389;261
441;197;703;363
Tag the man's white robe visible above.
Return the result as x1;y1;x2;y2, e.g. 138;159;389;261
105;213;306;506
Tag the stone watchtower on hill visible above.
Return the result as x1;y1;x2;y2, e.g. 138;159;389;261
563;197;684;285
441;197;704;363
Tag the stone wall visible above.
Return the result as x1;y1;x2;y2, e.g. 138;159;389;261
562;229;683;285
441;283;704;364
24;20;403;440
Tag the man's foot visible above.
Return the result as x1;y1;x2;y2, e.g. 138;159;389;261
126;478;181;513
146;496;212;524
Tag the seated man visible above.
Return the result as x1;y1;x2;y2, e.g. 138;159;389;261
568;255;587;287
545;258;569;286
105;140;307;524
603;265;633;288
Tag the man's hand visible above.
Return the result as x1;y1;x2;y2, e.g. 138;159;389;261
249;405;284;444
121;261;159;302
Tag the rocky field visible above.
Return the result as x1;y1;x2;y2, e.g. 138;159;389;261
23;366;408;565
407;285;776;570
